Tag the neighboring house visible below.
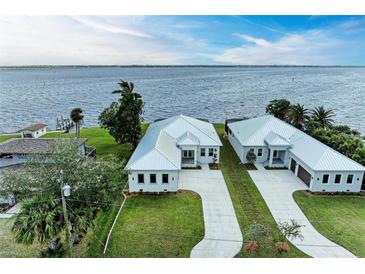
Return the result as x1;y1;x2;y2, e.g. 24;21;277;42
125;114;222;193
19;123;47;138
0;138;87;168
227;115;365;192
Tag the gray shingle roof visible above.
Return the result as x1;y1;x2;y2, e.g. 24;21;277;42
0;138;86;154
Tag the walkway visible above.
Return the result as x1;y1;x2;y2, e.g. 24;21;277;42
179;169;243;258
249;166;356;258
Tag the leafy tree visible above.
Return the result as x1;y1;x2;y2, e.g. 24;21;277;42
70;108;84;137
265;99;291;121
246;150;257;164
287;104;309;129
1;142;124;257
311;106;335;128
99;80;144;149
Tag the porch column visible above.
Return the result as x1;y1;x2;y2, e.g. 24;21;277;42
269;148;273;167
194;147;197;166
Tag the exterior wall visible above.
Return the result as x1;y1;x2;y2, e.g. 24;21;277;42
128;170;179;193
21;127;47;138
288;153;315;187
179;145;198;167
311;170;364;193
243;146;269;164
228;131;245;162
197;145;220;164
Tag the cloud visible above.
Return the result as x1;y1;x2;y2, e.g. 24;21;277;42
70;16;152;38
213;31;344;65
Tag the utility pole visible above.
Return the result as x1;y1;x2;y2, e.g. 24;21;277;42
60;170;72;257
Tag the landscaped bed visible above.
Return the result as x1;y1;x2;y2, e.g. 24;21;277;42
214;124;307;258
103;191;204;258
294;190;365;258
243;163;257;170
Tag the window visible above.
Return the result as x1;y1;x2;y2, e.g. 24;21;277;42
138;174;144;184
334;174;341;184
322;174;329;184
273;150;278;158
257;148;263;157
347;174;353;184
200;148;206;157
249;148;254;153
150;174;156;184
209;148;214;157
162;174;169;184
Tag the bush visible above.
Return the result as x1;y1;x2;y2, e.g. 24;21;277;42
275;242;290;253
244;241;258;253
246;151;257;164
248;223;272;246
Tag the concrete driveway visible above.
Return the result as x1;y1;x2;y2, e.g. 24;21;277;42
249;166;356;258
179;168;243;258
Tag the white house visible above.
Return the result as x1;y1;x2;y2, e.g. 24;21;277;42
20;123;47;138
0;138;87;168
227;115;365;192
125;114;222;193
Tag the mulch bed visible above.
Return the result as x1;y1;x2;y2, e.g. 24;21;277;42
243;163;257;170
209;163;220;170
182;166;202;170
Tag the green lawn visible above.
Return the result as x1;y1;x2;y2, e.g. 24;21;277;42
103;191;204;258
214;124;307;258
0;134;20;143
0;219;41;257
294;191;365;257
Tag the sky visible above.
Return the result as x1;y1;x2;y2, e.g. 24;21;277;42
1;15;365;66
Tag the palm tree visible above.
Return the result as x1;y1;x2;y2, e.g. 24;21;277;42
112;79;134;94
265;99;291;121
70;108;84;138
311;106;335;128
287;104;309;129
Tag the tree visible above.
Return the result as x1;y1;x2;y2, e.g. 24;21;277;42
70;108;84;137
99;80;144;149
287;104;309;129
265;99;291;121
246;150;257;164
311;106;335;128
278;219;304;241
0;141;124;257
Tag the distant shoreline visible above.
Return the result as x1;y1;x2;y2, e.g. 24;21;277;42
1;65;365;69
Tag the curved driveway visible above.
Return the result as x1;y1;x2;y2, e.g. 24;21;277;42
249;167;356;258
179;168;243;258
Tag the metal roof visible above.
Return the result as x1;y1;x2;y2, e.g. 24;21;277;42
0;138;86;154
126;114;222;171
19;123;47;132
229;115;365;172
264;131;290;146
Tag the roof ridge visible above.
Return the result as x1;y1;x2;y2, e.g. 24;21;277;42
179;115;220;145
244;116;272;145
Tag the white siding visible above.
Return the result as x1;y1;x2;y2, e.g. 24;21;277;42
128;170;179;193
197;145;220;164
242;146;269;164
311;171;363;192
228;131;244;162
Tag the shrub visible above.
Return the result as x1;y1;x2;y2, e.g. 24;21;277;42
275;242;290;253
244;241;258;253
246;151;257;164
248;223;272;246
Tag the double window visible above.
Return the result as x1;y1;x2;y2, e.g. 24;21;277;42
200;148;206;157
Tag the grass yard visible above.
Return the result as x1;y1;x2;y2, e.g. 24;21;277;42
103;191;204;258
0;134;20;143
0;219;41;257
214;124;307;258
294;191;365;257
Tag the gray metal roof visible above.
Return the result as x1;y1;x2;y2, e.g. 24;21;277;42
229;115;365;172
0;138;86;154
19;123;47;132
264;131;291;146
126;114;221;171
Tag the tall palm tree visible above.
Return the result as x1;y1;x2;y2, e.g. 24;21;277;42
287;104;309;129
70;108;84;137
112;79;134;94
311;106;335;128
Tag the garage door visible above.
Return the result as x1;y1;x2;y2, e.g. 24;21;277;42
297;165;311;186
290;159;296;173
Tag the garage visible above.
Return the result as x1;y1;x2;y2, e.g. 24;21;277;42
290;158;296;173
297;165;311;186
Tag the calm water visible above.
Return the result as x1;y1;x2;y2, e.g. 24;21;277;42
0;67;364;133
